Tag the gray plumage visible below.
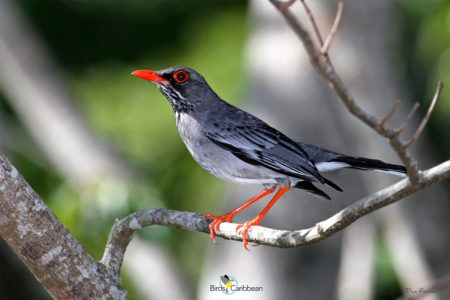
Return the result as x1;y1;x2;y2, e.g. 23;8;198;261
135;66;406;200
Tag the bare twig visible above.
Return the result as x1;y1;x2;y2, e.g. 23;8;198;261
279;0;296;12
377;100;401;130
394;102;420;137
270;0;381;128
300;0;324;46
402;81;443;149
321;2;344;54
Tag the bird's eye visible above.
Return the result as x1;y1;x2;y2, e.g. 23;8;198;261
174;70;188;83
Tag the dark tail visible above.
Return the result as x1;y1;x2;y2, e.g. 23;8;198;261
293;142;406;200
297;141;407;176
294;181;331;200
331;155;406;176
293;155;406;200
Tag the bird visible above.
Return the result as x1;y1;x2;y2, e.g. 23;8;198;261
131;66;406;250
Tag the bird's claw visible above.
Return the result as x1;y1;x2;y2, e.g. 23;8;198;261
207;214;261;250
206;213;233;242
236;218;261;251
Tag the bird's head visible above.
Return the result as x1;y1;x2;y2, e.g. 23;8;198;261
132;66;218;113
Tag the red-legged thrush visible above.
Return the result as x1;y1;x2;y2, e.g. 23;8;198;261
132;66;406;250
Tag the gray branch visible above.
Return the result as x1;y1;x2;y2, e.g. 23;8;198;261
102;159;450;277
0;154;127;299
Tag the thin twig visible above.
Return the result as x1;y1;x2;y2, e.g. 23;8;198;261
393;102;420;137
377;100;400;130
402;82;443;149
270;0;381;128
279;0;296;12
321;2;344;54
300;0;324;46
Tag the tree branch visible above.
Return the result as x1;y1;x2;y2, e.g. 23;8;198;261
269;0;444;185
102;159;449;275
0;154;126;299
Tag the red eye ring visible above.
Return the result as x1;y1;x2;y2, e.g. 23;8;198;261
174;70;188;83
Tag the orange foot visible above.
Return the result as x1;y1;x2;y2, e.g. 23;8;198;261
205;213;234;242
236;217;261;251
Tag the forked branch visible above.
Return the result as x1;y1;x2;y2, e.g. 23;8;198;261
320;2;344;55
393;102;419;137
269;0;444;185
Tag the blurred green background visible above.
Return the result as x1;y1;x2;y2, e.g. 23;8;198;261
0;0;449;299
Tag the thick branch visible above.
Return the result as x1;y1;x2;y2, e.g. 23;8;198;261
101;209;209;275
102;160;450;272
0;2;192;298
0;154;126;299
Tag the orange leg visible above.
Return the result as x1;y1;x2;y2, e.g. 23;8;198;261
206;186;276;242
237;185;290;250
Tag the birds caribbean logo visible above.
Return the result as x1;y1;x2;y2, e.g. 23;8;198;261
220;274;238;295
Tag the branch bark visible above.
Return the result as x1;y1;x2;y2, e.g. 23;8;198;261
0;154;126;299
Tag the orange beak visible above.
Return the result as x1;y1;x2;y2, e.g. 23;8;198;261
131;70;168;84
